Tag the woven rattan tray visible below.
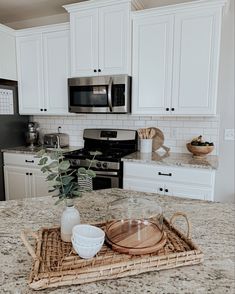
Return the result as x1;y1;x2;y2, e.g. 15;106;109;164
21;212;203;291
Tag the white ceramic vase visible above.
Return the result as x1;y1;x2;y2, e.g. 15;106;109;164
61;201;80;242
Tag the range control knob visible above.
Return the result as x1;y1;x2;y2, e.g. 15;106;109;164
71;159;78;166
96;162;102;168
102;162;108;169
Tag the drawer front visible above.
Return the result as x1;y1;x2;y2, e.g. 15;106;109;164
123;178;159;193
124;162;214;186
3;153;40;167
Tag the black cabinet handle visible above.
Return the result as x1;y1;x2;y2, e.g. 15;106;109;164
26;172;29;175
171;108;175;111
159;188;163;192
94;69;97;72
98;69;101;72
40;109;43;111
166;108;169;111
25;160;34;163
158;172;172;177
165;189;169;193
29;173;33;176
44;109;47;111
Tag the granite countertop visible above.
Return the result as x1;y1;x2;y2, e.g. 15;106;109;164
0;188;234;294
1;145;82;155
122;151;218;170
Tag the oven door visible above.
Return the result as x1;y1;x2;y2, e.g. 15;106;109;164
92;171;120;190
68;75;131;114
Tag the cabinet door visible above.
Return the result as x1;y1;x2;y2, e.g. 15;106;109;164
0;26;17;80
43;30;70;115
31;169;51;198
16;35;44;114
99;3;130;75
70;9;99;77
165;184;213;201
123;178;159;193
132;15;174;115
4;166;30;200
172;8;222;115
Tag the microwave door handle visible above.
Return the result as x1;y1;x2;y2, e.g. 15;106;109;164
108;77;113;112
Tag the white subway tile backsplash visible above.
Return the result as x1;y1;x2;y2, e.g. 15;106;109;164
33;114;220;155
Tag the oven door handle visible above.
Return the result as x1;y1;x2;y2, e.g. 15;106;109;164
108;77;113;112
95;170;118;176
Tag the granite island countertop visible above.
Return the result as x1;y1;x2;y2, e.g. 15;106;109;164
122;151;218;170
0;188;234;294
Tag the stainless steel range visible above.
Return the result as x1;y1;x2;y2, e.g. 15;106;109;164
64;129;138;190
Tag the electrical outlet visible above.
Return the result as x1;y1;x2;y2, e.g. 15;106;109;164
224;129;234;141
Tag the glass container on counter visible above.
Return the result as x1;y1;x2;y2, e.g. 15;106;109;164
105;196;166;255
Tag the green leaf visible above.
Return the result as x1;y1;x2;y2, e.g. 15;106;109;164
36;149;46;157
41;166;49;173
59;161;70;171
61;176;74;185
46;173;58;181
54;198;64;205
47;161;59;169
86;169;96;178
72;190;82;197
77;167;87;174
38;157;48;166
49;152;60;160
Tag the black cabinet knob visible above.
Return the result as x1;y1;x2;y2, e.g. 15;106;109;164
166;108;169;111
40;109;43;111
44;109;47;112
94;69;97;72
26;172;29;175
98;69;101;72
171;108;175;111
159;188;163;192
30;173;33;176
165;189;168;193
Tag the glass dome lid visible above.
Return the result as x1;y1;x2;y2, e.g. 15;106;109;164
105;196;166;255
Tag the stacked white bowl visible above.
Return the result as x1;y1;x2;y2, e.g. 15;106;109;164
72;224;105;259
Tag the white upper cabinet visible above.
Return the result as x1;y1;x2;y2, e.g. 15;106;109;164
43;30;70;114
0;24;17;81
132;15;174;115
132;0;225;116
63;0;142;77
70;9;99;77
16;24;70;115
172;8;222;115
98;3;130;76
17;34;43;114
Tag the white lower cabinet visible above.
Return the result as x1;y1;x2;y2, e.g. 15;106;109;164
123;162;215;201
3;153;50;200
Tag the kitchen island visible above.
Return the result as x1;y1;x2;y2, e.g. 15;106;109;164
0;188;234;294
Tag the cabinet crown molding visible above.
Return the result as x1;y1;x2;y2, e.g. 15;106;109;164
0;23;15;36
63;0;144;12
15;22;69;37
132;0;227;18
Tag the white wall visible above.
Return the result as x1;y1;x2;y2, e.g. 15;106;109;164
215;0;235;203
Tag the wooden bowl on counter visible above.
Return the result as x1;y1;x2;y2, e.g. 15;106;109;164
186;143;214;158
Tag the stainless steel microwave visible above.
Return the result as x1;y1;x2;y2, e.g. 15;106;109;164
68;75;131;114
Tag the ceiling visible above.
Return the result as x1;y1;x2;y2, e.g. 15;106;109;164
0;0;193;27
0;0;85;24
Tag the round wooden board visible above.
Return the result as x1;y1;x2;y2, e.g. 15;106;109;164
151;127;165;151
105;220;167;255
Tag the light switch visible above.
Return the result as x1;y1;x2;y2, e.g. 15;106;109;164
224;129;234;141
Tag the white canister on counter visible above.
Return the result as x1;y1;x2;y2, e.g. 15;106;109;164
140;139;153;153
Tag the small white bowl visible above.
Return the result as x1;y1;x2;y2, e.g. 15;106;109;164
72;224;105;245
72;236;104;247
72;239;103;259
